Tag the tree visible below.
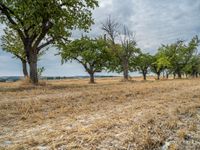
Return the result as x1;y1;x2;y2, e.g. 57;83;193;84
183;54;200;78
1;28;46;78
151;50;171;80
119;27;141;80
0;0;98;84
1;28;28;77
102;17;140;80
135;53;152;80
59;37;109;83
159;36;199;79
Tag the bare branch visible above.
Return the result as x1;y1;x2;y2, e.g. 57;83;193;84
32;20;53;51
101;16;120;44
0;3;25;41
37;38;54;52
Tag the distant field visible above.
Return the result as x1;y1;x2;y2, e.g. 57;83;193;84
0;77;200;149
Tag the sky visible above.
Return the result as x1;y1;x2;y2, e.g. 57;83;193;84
0;0;200;76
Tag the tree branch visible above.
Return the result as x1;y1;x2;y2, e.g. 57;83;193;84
32;19;53;51
37;38;54;52
14;53;26;62
0;3;25;41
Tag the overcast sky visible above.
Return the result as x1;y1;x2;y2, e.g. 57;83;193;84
0;0;200;76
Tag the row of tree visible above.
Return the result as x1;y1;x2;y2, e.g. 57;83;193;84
59;32;200;83
3;20;199;84
0;0;98;84
0;1;199;84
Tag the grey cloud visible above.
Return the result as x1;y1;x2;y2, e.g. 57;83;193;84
0;0;200;76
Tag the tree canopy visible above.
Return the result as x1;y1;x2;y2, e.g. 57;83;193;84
151;51;171;80
158;36;199;78
0;0;98;84
1;28;46;77
59;37;109;83
135;53;153;80
102;18;141;80
1;28;25;61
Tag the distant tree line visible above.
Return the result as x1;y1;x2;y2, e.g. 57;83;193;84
0;1;199;84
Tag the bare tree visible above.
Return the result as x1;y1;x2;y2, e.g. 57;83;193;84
119;26;139;80
102;17;140;80
101;16;119;44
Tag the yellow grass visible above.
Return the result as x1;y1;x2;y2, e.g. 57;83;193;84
0;77;200;149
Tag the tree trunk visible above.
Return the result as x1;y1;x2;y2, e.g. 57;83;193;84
196;72;198;78
89;73;95;84
122;60;129;80
21;60;28;77
157;72;160;80
123;69;129;80
173;73;176;79
166;73;169;79
163;71;165;79
28;51;38;85
142;70;147;81
192;71;195;78
142;70;147;80
177;72;182;79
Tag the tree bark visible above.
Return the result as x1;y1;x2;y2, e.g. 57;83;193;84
143;72;147;80
21;59;28;77
163;71;165;79
173;73;176;79
28;50;38;85
157;72;160;80
122;60;129;80
195;72;198;78
123;69;129;80
177;72;182;79
166;73;169;79
89;73;95;84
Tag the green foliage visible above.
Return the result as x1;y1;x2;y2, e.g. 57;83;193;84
101;18;140;79
1;28;25;61
0;0;98;42
155;52;171;70
183;54;200;77
151;50;171;78
157;36;199;78
1;28;46;61
134;53;153;79
59;37;110;75
0;0;98;84
37;67;45;77
106;36;141;73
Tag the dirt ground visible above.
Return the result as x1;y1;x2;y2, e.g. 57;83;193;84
0;77;200;150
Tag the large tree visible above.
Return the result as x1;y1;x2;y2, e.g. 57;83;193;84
0;0;98;84
59;37;109;83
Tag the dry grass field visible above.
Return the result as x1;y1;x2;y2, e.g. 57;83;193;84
0;77;200;150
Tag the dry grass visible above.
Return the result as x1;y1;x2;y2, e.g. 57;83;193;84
0;77;200;149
